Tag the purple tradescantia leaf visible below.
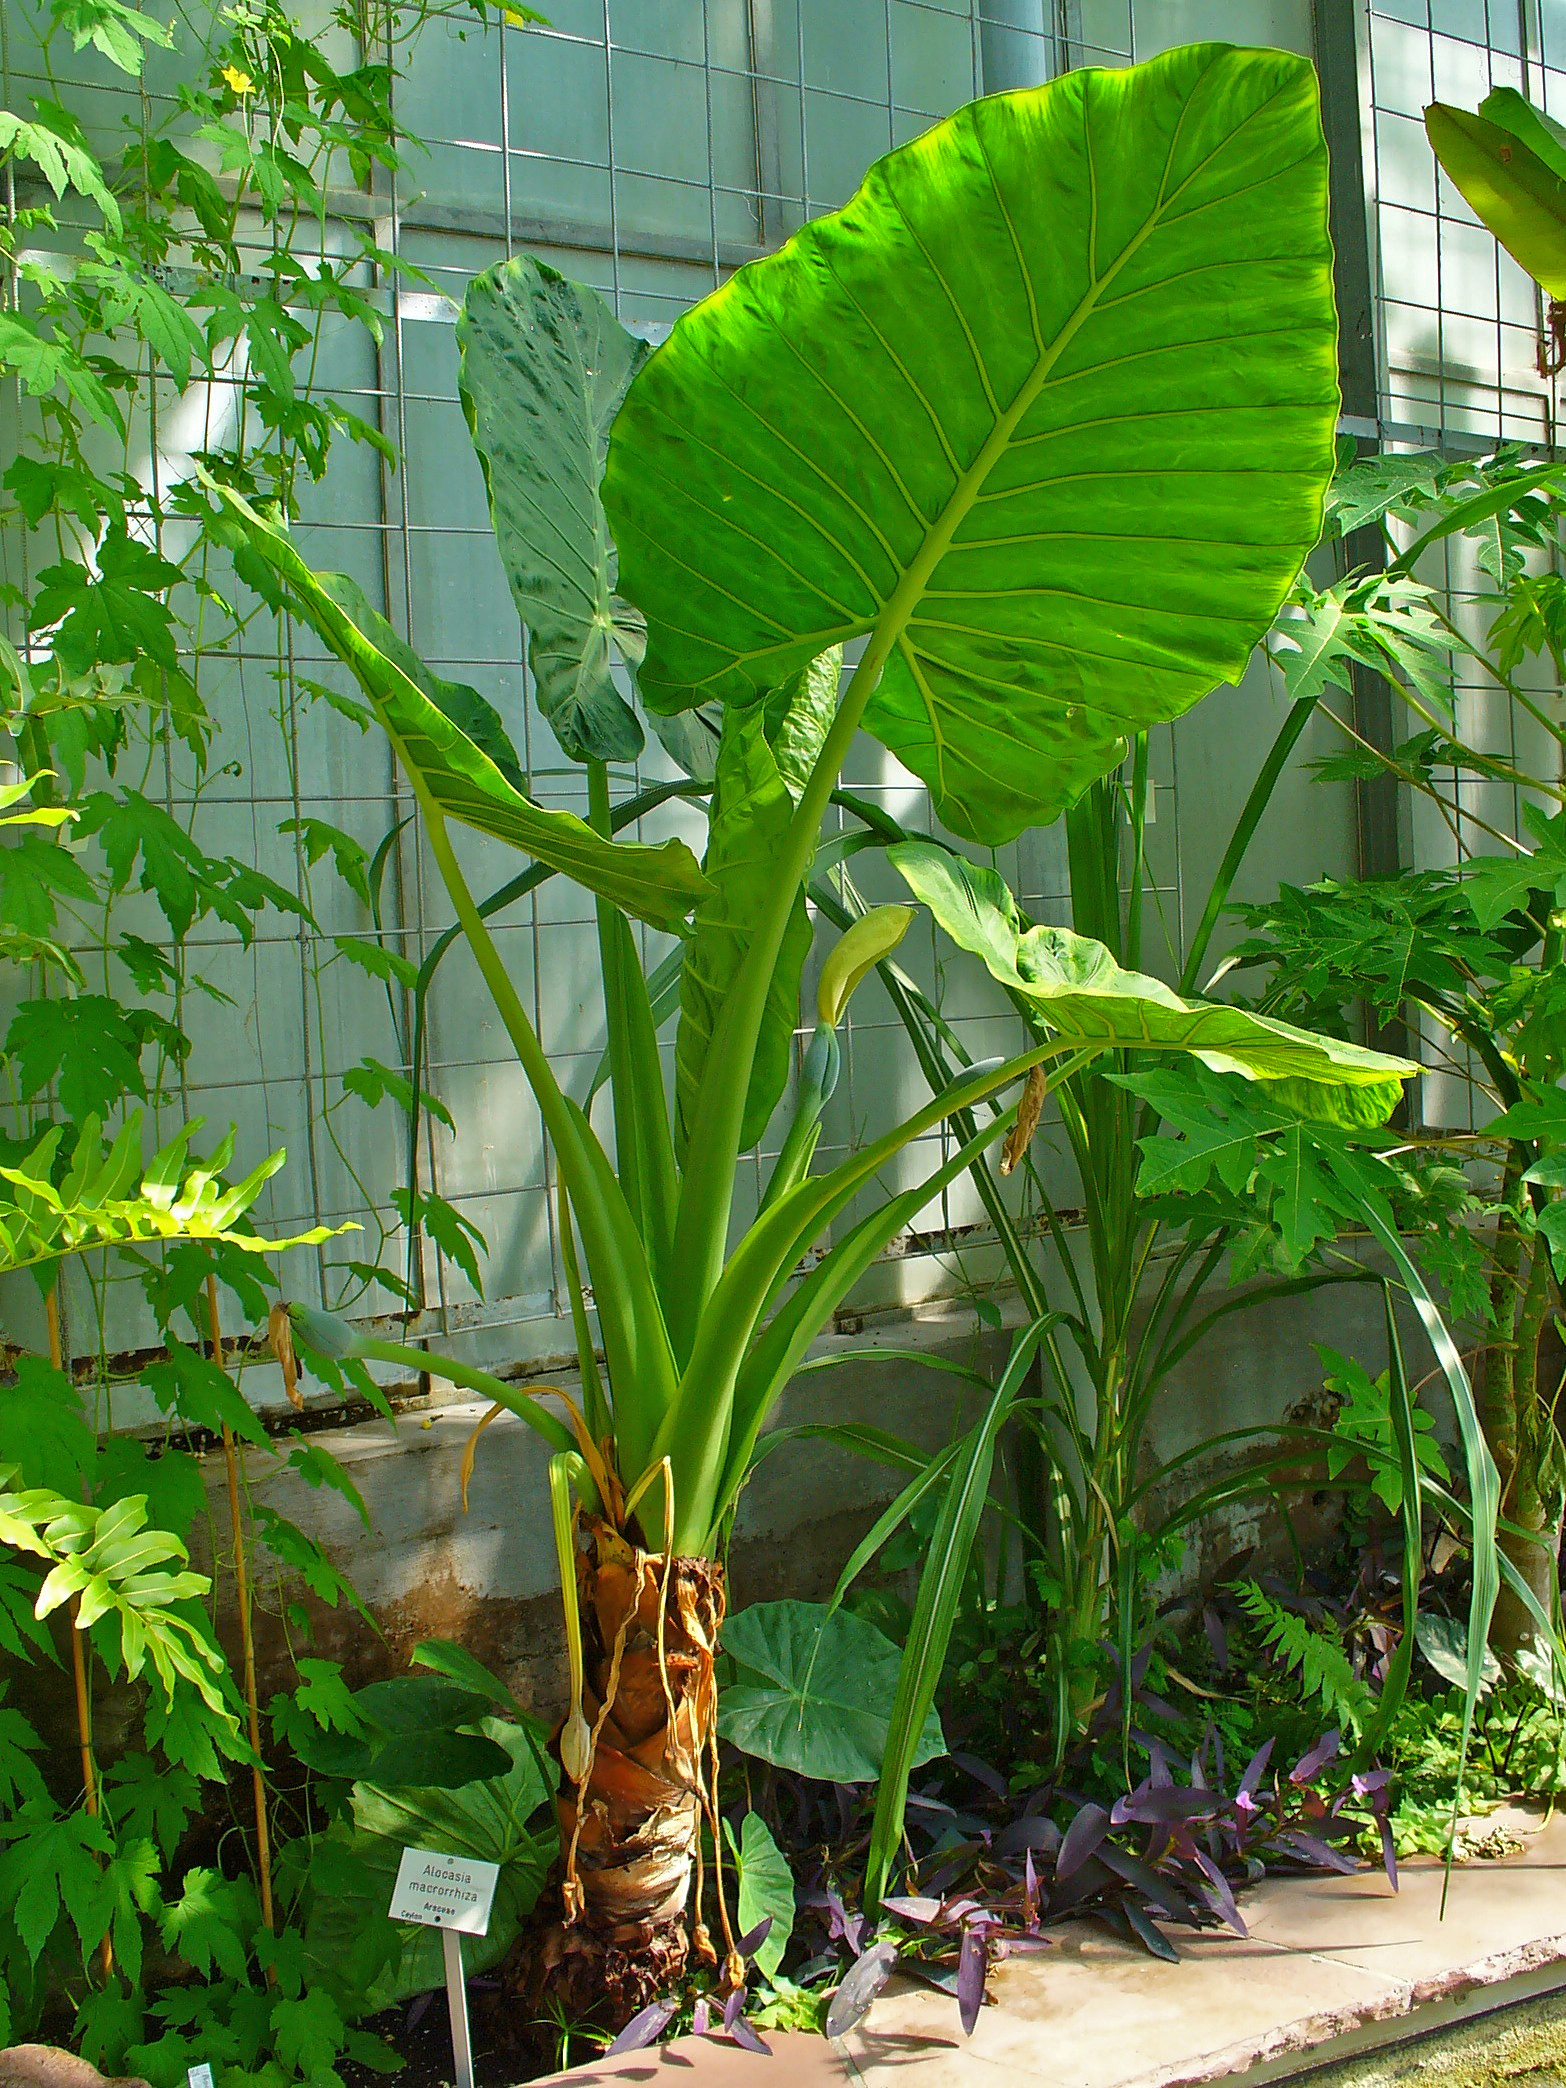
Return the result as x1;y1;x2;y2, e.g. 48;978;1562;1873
1024;1846;1039;1921
793;1951;841;1987
880;1895;941;1926
994;1814;1060;1861
1378;1816;1399;1892
925;1847;985;1899
1096;1844;1199;1925
606;1998;679;2054
737;1915;774;1960
1290;1731;1341;1784
1057;1801;1111;1879
1193;1851;1248;1937
724;1984;747;2033
1049;1852;1115;1913
1120;1903;1180;1963
730;2015;772;2056
1115;1785;1222;1826
693;1998;711;2036
903;1963;960;1999
957;1927;987;2036
953;1750;1010;1798
1277;1830;1360;1873
825;1887;864;1954
1239;1737;1275;1798
1204;1605;1230;1672
825;1943;898;2040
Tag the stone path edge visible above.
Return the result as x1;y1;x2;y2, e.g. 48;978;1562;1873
1216;1948;1566;2088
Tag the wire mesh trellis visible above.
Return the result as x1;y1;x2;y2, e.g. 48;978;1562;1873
2;0;1556;1397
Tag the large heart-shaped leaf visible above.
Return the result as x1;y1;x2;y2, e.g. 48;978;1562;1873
212;483;709;933
304;1719;556;2014
458;257;649;763
1426;89;1566;298
891;839;1418;1092
718;1599;945;1783
604;43;1339;844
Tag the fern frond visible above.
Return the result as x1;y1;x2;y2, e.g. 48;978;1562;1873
1235;1580;1376;1736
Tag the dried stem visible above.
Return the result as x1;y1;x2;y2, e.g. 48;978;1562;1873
49;1289;112;1983
207;1274;275;1938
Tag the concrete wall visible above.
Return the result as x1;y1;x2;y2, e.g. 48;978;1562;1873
194;1255;1408;1723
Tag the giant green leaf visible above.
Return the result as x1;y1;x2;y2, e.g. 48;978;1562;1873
674;651;838;1157
458;256;649;763
304;1719;556;2014
718;1599;945;1783
890;839;1418;1093
604;43;1339;844
212;483;709;934
1426;89;1566;298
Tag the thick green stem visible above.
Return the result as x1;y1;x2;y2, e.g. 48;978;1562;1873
667;655;880;1355
353;1333;583;1466
587;759;637;1205
420;801;678;1464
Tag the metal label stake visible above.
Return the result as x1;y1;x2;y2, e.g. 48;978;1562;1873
442;1926;476;2088
388;1844;500;2088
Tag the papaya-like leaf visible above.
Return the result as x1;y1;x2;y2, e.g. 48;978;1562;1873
890;840;1417;1093
1425;91;1566;297
457;256;648;762
605;44;1340;843
210;482;709;934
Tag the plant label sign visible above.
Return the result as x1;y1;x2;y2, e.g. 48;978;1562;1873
388;1846;499;1936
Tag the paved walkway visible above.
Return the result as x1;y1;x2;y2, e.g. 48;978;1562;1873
545;1813;1566;2087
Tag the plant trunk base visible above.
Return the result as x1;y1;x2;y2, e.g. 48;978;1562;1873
1493;1515;1562;1658
507;1521;726;2035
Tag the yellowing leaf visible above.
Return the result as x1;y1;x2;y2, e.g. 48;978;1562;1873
817;905;916;1028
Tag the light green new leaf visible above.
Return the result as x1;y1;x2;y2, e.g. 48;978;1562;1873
763;646;841;801
605;43;1340;843
818;905;916;1027
211;483;709;934
674;659;836;1156
891;840;1417;1092
458;256;649;762
1426;89;1566;297
719;1599;945;1783
727;1810;794;1981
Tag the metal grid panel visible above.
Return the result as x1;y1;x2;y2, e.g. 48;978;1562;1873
0;0;1400;1385
1364;1;1562;1130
